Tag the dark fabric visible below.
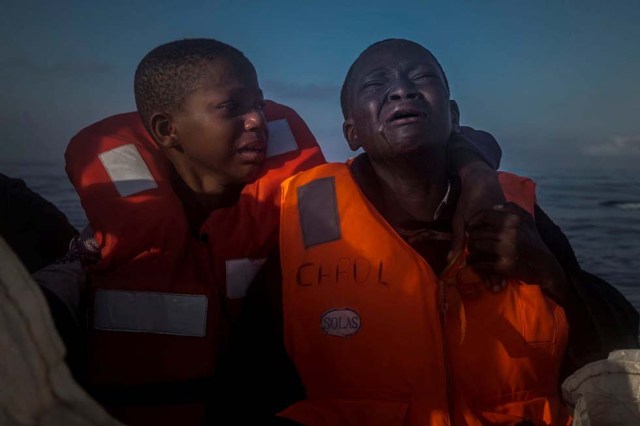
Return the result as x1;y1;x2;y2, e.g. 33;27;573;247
206;250;305;424
448;126;502;173
90;377;217;406
93;374;304;426
297;176;342;248
0;173;85;380
533;205;639;377
39;285;87;384
0;173;77;273
229;203;639;419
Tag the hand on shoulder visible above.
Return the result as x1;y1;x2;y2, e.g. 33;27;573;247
465;202;568;302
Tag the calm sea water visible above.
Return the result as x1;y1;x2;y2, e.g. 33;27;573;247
2;161;639;311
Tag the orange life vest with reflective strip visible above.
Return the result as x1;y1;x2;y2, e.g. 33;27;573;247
278;163;570;426
65;100;325;426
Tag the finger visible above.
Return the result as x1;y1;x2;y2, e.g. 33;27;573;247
469;262;508;278
467;207;522;232
468;254;515;276
466;208;490;230
466;250;500;268
468;230;518;255
467;238;501;255
466;228;502;243
495;202;534;223
467;208;507;231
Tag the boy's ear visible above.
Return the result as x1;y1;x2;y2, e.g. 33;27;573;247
149;112;180;150
449;100;460;133
343;118;361;151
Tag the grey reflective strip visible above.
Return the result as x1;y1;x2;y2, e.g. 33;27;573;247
297;176;341;248
94;290;207;337
225;257;267;299
266;119;298;158
98;144;158;197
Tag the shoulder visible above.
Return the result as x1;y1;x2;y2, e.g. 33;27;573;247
282;162;350;189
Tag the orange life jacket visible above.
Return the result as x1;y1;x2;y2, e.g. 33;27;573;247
65;100;325;425
278;163;570;426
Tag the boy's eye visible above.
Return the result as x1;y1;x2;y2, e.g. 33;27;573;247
412;73;437;80
256;100;266;110
218;101;239;111
361;80;386;91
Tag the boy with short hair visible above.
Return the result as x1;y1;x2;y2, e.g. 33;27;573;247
134;38;268;215
65;38;326;425
235;38;639;425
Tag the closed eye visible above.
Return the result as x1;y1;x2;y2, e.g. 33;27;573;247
362;79;386;89
412;73;438;80
218;101;239;111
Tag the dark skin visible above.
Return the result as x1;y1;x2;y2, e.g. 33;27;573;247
146;58;268;231
467;202;569;301
344;39;567;299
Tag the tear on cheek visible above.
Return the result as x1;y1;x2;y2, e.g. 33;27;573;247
377;123;390;144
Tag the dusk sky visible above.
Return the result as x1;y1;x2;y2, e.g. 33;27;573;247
2;0;639;173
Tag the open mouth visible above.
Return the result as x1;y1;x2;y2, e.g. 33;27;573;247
237;140;267;161
385;105;428;125
237;147;265;154
387;110;426;123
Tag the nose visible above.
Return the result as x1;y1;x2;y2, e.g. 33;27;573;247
387;76;422;101
244;108;266;132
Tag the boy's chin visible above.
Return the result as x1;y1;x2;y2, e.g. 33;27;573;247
237;163;265;184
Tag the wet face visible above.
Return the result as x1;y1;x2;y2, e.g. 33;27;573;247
170;58;268;184
343;40;458;161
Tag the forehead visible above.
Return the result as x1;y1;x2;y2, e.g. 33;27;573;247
354;41;439;77
195;57;259;89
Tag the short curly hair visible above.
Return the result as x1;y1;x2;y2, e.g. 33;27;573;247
134;38;252;130
340;39;450;119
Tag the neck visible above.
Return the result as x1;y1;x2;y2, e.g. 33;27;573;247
352;149;450;226
167;153;244;231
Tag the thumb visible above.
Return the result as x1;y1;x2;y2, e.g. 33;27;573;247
448;211;466;262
